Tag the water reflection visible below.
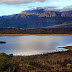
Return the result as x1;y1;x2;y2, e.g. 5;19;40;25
0;35;72;55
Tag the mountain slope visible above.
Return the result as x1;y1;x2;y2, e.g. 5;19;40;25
0;9;72;29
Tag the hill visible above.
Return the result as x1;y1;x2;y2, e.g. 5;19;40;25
0;8;72;29
0;27;72;34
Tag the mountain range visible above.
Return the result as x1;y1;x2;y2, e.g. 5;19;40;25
0;8;72;29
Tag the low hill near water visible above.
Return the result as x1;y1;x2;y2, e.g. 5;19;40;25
0;8;72;29
0;27;72;34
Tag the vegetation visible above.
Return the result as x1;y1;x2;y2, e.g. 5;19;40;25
59;46;72;50
0;50;72;72
0;27;72;34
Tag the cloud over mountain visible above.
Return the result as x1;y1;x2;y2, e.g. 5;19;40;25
62;5;72;11
0;0;46;4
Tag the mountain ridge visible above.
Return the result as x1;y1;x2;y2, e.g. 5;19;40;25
0;8;72;29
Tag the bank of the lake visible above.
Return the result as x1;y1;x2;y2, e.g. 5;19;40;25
0;50;72;72
0;34;72;36
59;46;72;50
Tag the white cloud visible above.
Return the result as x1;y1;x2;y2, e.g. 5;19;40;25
0;0;46;4
51;2;59;5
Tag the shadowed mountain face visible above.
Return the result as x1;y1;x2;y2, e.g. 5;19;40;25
0;8;72;29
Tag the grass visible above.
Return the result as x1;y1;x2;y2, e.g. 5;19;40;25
59;46;72;50
0;50;72;72
0;34;72;36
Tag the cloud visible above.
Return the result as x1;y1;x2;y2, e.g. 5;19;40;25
64;5;72;8
62;5;72;11
0;0;46;4
51;2;59;5
31;6;59;9
29;6;60;12
45;6;59;8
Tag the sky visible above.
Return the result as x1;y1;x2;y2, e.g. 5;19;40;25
0;0;72;16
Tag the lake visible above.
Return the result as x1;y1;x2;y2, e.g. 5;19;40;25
0;35;72;56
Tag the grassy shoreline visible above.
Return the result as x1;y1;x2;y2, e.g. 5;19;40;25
0;50;72;72
0;45;72;72
59;46;72;50
0;34;72;36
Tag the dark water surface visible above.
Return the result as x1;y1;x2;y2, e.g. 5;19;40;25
0;35;72;55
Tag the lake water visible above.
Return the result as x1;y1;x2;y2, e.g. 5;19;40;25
0;35;72;56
